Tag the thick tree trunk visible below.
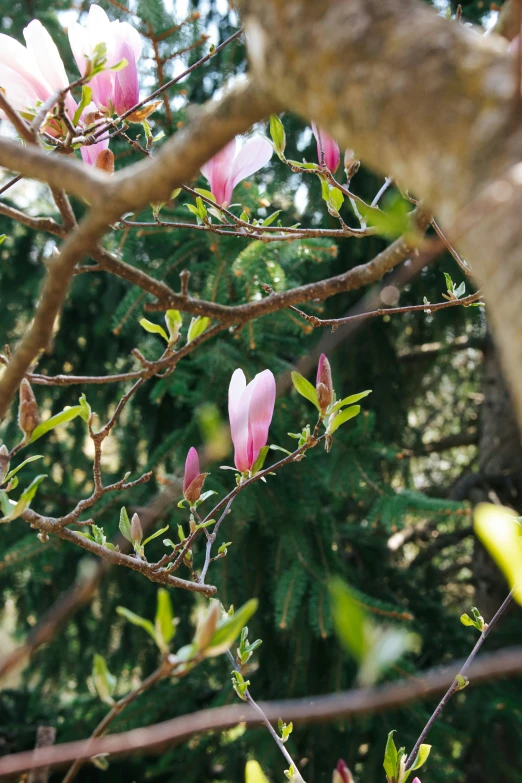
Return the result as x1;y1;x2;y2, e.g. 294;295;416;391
238;0;522;429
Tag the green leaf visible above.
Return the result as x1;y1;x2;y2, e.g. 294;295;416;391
194;187;216;202
206;598;258;657
155;588;175;651
0;491;15;519
116;606;156;643
73;85;93;125
329;390;372;415
119;507;132;543
460;613;475;627
0;235;6;245
474;503;522;604
187;316;210;343
109;57;128;72
269;444;292;455
245;760;270;783
92;654;116;706
196;490;217;505
269;115;286;156
291;371;319;409
329;186;344;213
410;743;431;772
30;404;85;443
454;281;466;298
286;159;320;170
142;525;169;547
261;210;281;227
383;730;398;780
139;317;169;343
78;393;92;423
444;272;454;292
329;577;367;662
3;474;47;521
165;309;182;344
4;455;43;482
251;445;270;474
360;192;411;238
328;405;361;435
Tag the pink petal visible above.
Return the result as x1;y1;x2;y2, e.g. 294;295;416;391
113;40;139;114
312;122;340;173
184;447;200;493
76;5;115;110
0;32;48;102
68;22;89;76
201;138;237;206
229;368;252;472
0;63;40;113
247;369;276;469
23;20;69;92
80;135;109;166
116;22;142;63
230;135;273;191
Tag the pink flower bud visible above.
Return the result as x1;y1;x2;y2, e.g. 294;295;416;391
183;447;208;504
312;122;341;174
228;368;276;473
412;779;422;783
18;379;40;439
332;759;354;783
0;445;10;482
201;135;273;207
130;512;143;544
316;353;334;412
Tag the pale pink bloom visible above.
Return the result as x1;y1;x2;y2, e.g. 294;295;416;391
312;122;340;173
79;135;110;167
0;20;74;119
68;4;142;113
228;368;276;473
412;779;422;783
201;136;273;207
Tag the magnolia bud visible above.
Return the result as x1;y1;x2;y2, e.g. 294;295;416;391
316;354;334;412
0;444;10;481
195;601;221;652
130;512;143;544
332;760;354;783
184;473;209;505
18;379;40;439
95;149;114;174
344;149;360;180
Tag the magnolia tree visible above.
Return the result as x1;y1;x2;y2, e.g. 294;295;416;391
0;1;522;781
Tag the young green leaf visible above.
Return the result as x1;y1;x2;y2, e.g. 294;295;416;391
116;606;156;643
383;730;398;781
142;525;169;547
139;318;169;343
3;474;47;521
291;371;319;409
187;316;210;343
119;507;132;543
251;445;270;475
30;404;85;443
245;760;270;783
329;390;372;415
409;743;431;773
92;654;116;706
155;588;175;651
328;404;361;435
269;114;286;156
73;85;93;125
205;598;258;657
4;455;43;482
474;503;522;604
329;578;367;662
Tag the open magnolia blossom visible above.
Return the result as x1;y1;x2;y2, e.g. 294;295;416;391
201;135;273;207
312;121;341;174
0;20;75;121
68;4;142;115
228;368;276;473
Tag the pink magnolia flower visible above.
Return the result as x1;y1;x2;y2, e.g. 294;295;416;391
0;20;75;120
183;446;208;504
412;779;422;783
68;4;142;114
332;760;354;783
312;122;340;173
201;135;273;207
228;368;276;473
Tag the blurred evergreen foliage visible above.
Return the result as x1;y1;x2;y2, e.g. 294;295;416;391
0;1;521;782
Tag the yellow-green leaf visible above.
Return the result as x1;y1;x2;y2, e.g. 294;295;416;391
474;503;522;604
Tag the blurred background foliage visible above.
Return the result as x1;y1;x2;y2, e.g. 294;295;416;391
1;1;521;781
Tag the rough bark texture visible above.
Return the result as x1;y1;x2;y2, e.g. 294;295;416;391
237;0;522;428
